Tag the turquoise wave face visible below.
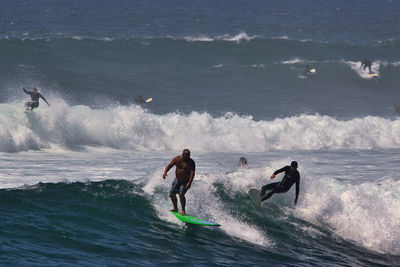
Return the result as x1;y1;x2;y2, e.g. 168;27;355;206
1;179;399;266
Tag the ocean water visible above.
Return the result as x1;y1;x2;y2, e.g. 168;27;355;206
1;0;400;266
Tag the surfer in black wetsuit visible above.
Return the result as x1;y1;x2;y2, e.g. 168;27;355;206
134;94;145;104
22;86;50;110
260;161;300;205
361;58;372;74
393;103;400;115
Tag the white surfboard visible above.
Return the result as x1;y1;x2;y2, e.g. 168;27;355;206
299;68;316;79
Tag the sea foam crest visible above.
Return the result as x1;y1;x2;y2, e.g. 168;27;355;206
184;32;257;43
0;101;399;152
343;60;380;79
220;32;256;42
297;177;400;254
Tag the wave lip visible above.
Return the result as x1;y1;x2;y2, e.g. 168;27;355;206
1;101;400;153
297;177;400;255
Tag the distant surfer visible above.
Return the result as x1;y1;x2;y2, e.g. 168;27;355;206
22;86;50;110
134;94;152;104
361;58;372;74
303;65;313;76
134;94;145;104
239;157;248;166
260;161;300;205
163;149;196;215
393;103;400;115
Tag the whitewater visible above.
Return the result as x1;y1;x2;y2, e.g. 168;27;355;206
1;100;399;153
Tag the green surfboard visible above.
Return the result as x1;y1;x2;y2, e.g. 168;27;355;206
172;212;220;226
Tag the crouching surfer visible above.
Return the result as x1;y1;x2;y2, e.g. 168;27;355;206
260;161;300;205
22;86;50;110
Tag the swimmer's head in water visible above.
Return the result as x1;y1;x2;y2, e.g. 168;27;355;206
239;157;247;166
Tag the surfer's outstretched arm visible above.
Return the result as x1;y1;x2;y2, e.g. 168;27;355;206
22;86;31;94
270;166;287;179
40;94;50;106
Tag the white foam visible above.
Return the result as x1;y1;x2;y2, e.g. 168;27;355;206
220;32;256;43
392;61;400;67
344;60;380;79
185;36;214;42
281;58;304;64
296;176;400;254
143;168;271;246
272;35;289;40
1;101;400;153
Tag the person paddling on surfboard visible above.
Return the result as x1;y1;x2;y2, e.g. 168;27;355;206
22;86;50;110
134;94;152;104
361;58;372;74
163;149;195;215
392;103;400;115
260;161;300;205
303;65;313;76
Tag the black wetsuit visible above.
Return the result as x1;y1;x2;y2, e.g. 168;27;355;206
23;88;48;110
303;66;312;76
361;59;372;73
261;166;300;202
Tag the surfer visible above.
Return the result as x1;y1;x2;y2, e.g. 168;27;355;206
22;86;50;110
303;65;313;76
393;103;400;115
260;161;300;205
134;94;152;104
360;58;372;74
163;149;196;215
239;157;248;166
134;94;145;104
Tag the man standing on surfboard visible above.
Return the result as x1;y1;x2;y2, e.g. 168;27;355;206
22;86;50;110
260;161;300;205
361;58;372;74
163;149;196;215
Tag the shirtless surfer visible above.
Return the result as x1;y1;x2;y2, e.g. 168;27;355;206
163;149;195;215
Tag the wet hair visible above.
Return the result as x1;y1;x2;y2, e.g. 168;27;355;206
239;157;247;166
291;161;298;168
182;149;190;157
